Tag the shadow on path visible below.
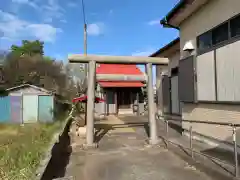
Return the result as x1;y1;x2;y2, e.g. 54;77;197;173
40;118;73;180
94;124;113;143
118;115;234;179
157;119;235;178
94;122;150;143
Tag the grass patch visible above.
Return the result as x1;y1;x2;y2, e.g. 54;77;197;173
0;117;67;180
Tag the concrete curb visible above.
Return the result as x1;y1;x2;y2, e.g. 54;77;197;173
34;108;75;180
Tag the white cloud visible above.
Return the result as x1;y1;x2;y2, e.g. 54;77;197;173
41;0;65;22
132;48;157;81
54;54;65;60
67;2;78;8
46;0;63;11
87;22;105;36
60;19;67;23
0;10;62;43
44;17;53;23
132;49;155;56
148;19;160;26
27;24;62;42
11;0;38;9
12;0;29;3
0;10;27;39
11;0;65;22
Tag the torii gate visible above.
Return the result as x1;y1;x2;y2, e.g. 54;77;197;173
68;54;168;147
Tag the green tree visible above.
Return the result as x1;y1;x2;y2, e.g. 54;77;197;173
43;56;54;62
11;40;44;57
4;41;81;101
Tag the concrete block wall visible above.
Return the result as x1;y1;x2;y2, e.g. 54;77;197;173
182;103;240;146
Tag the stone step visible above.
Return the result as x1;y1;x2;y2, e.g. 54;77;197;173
118;109;133;115
53;177;74;180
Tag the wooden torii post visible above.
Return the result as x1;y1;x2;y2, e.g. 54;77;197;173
68;54;168;147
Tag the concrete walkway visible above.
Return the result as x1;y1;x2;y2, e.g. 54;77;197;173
54;115;224;180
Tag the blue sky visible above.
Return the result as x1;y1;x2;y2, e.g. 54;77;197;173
0;0;179;84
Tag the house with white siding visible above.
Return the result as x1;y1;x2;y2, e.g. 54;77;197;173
151;38;180;117
155;0;240;145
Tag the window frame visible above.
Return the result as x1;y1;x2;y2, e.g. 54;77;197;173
212;22;229;46
197;30;212;54
230;15;240;38
197;13;240;55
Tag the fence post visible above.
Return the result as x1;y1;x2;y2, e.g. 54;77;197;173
190;125;193;159
233;126;238;177
166;119;169;148
136;92;140;116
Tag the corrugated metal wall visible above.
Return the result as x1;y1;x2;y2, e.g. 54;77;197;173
0;96;10;123
0;93;55;123
10;95;22;123
38;95;54;122
23;95;38;123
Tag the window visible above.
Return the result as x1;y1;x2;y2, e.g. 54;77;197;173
197;13;240;54
230;15;240;38
212;23;229;45
197;31;212;52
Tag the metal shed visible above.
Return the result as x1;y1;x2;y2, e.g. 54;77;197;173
5;84;55;123
0;96;11;123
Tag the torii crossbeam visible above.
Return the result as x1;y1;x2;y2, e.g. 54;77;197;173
68;54;168;147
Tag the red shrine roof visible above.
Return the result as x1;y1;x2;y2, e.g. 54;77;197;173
96;64;144;88
96;64;143;75
98;81;144;87
72;95;104;103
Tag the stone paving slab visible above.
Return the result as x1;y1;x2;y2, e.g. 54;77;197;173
45;115;235;180
118;115;235;180
60;115;218;180
63;134;214;180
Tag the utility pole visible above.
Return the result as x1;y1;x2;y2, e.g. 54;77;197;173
83;23;88;126
84;23;88;77
81;0;88;84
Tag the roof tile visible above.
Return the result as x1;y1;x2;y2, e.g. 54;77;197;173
96;64;143;75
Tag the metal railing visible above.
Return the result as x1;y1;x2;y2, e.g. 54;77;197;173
156;114;240;178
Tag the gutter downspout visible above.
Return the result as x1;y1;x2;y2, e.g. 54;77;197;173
160;18;180;30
